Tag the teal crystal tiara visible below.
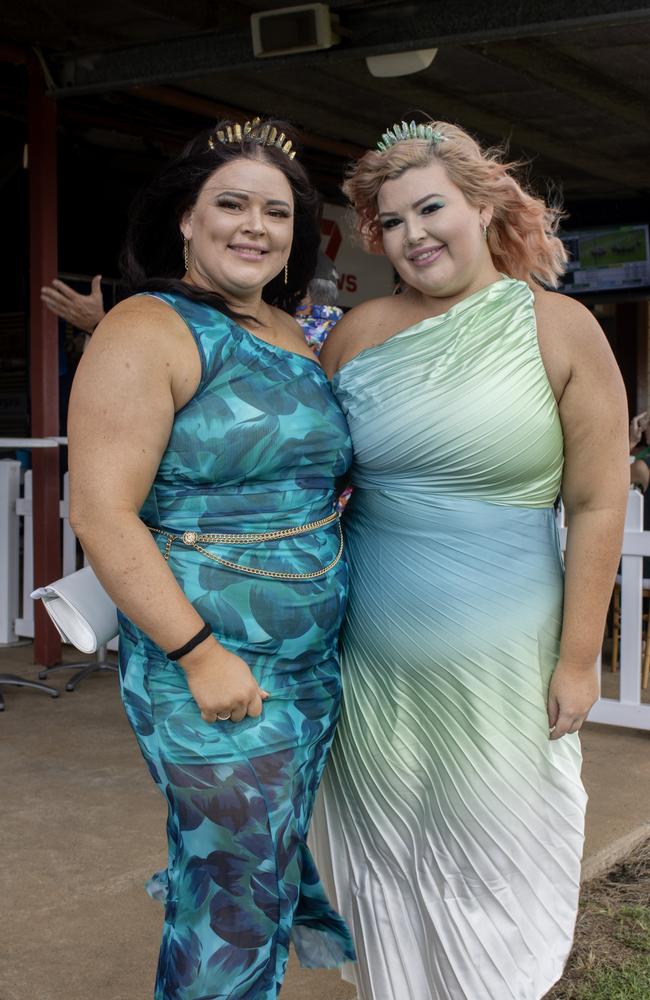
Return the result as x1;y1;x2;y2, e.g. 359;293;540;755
377;120;447;152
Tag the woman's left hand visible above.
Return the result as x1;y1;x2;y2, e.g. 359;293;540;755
547;659;600;740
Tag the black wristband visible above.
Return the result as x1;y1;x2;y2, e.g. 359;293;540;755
167;622;212;661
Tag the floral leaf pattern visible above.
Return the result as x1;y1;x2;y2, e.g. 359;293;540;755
117;293;355;998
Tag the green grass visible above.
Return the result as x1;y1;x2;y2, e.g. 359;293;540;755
615;904;650;952
543;848;650;1000
574;957;650;999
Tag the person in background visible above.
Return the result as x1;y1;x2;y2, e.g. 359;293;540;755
629;410;650;492
295;253;353;515
41;275;106;335
295;251;343;355
40;276;106;433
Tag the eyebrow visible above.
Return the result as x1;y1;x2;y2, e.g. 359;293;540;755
378;192;445;218
216;189;292;209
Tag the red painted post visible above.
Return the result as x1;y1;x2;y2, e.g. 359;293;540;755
27;58;62;666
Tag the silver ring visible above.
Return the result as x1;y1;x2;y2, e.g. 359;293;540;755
216;711;232;721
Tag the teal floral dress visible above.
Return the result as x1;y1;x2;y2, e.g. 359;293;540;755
117;292;355;999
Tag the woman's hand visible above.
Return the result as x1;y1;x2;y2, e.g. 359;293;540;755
547;659;599;740
41;275;106;334
180;641;270;723
629;411;649;450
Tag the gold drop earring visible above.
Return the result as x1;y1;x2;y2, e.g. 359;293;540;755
183;238;190;270
284;262;289;285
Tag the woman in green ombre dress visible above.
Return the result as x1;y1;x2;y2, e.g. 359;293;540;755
310;122;629;1000
68;120;354;999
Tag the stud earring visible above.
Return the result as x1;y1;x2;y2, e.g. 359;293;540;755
284;262;289;285
183;238;190;270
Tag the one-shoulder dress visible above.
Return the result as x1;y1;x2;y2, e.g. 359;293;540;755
117;292;355;1000
311;277;586;1000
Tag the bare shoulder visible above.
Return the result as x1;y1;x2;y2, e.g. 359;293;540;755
320;296;399;378
269;305;305;338
533;288;626;437
78;293;202;411
533;287;619;396
263;304;319;360
534;287;606;348
89;293;194;359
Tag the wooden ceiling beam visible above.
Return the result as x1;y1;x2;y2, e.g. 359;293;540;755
479;41;650;131
313;63;649;192
131;84;364;159
195;69;381;144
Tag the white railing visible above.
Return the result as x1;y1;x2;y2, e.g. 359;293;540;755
0;454;648;727
0;459;21;645
0;445;117;651
568;488;650;730
0;439;64;643
13;469;83;638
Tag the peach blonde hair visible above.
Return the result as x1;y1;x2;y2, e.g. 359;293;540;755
343;121;568;288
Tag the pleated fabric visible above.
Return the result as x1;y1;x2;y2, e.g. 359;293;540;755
310;278;586;1000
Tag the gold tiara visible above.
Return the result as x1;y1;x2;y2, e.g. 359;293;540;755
208;118;297;160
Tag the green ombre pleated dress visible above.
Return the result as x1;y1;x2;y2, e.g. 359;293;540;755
311;277;586;1000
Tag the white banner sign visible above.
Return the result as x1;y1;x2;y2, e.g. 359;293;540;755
320;203;394;308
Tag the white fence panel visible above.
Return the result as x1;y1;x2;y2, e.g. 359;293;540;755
15;470;34;639
586;489;650;730
0;460;21;643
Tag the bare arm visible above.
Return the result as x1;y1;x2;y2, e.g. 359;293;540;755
68;296;267;722
544;298;629;739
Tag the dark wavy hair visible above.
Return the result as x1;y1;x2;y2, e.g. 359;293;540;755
119;119;320;320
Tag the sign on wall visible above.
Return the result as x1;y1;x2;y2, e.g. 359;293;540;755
321;203;394;308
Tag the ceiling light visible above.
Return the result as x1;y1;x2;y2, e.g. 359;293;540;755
366;48;438;78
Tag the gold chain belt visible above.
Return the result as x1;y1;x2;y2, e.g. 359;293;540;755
147;511;343;581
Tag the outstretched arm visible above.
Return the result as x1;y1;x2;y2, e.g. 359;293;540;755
41;275;106;333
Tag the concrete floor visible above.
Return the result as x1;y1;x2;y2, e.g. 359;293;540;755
2;644;650;1000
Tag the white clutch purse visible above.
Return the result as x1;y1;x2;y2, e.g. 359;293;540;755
31;565;119;653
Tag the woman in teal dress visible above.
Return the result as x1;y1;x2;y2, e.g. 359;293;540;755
310;121;629;999
67;119;354;999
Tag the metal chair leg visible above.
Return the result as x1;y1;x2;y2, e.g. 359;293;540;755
38;645;117;692
0;674;60;711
